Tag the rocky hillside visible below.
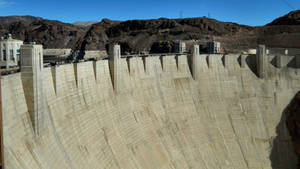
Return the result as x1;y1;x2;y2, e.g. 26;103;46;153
267;10;300;25
76;17;256;53
0;18;88;48
76;10;300;53
1;10;300;52
0;15;42;25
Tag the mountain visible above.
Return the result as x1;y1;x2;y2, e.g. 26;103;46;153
267;10;300;25
0;18;88;49
0;15;42;25
76;11;300;54
1;10;300;52
76;17;255;53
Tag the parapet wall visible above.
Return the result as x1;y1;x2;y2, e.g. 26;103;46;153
83;50;108;59
268;47;300;55
2;53;300;169
43;49;71;57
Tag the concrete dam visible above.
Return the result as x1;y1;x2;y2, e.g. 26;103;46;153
1;44;300;169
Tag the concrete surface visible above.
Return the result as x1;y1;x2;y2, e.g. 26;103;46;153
43;49;71;57
82;50;108;59
1;51;300;168
20;44;44;134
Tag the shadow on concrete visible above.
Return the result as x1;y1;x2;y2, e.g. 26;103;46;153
237;55;242;67
245;54;258;77
269;55;300;68
221;55;225;67
270;99;298;169
270;55;278;68
76;50;86;60
205;55;209;68
287;56;300;68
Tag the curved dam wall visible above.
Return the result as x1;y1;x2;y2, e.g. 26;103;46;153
2;50;300;168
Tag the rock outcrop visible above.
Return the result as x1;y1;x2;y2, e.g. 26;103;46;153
0;18;88;49
77;17;255;53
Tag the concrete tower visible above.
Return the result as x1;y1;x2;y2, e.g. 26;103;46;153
109;44;121;92
256;45;266;78
20;43;44;134
179;41;186;53
285;49;289;55
175;41;186;53
190;44;199;80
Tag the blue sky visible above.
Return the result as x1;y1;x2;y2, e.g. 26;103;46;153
0;0;299;26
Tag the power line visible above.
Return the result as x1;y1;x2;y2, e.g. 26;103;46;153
280;0;295;10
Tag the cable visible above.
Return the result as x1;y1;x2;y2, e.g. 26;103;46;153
280;0;295;10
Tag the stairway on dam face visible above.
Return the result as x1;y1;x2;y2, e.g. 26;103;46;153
1;46;300;168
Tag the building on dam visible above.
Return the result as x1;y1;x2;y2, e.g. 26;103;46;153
0;34;23;68
207;41;221;54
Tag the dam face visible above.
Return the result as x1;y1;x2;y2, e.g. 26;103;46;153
2;46;300;168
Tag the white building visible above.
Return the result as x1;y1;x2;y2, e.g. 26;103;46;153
207;41;221;54
0;34;23;68
175;41;186;53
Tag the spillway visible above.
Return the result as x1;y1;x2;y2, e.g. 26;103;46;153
2;48;300;168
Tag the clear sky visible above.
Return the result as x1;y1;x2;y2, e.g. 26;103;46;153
0;0;299;26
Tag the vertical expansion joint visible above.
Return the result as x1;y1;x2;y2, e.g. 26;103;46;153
190;44;199;80
126;57;131;74
92;61;97;81
142;56;147;73
175;55;179;69
109;44;121;92
20;44;44;134
51;66;57;94
207;55;213;68
160;55;164;70
256;44;266;78
73;63;78;87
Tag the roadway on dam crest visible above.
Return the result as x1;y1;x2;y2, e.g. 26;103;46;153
2;53;300;169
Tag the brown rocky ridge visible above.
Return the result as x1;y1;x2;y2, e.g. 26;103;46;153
1;10;300;54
